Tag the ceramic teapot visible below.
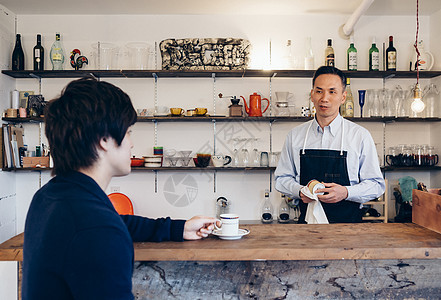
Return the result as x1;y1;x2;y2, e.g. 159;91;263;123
240;93;269;117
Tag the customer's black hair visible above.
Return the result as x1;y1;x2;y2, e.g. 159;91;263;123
45;77;137;176
312;66;347;90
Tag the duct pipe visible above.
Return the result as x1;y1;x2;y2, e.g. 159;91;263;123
339;0;375;39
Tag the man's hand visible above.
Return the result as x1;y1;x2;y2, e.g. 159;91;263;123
300;190;315;203
183;216;220;240
316;182;348;203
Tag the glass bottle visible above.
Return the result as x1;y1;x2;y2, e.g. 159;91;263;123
304;37;314;70
369;37;379;71
278;194;290;223
50;33;65;70
324;39;335;67
261;189;273;223
284;39;296;70
344;78;354;117
12;34;25;71
347;36;357;71
33;34;44;71
386;36;397;71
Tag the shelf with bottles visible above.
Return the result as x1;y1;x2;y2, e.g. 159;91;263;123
3;69;441;79
381;166;441;172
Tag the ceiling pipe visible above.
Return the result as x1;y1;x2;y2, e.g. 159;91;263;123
339;0;375;39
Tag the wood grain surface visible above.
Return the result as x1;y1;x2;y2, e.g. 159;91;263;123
413;190;441;234
2;223;441;262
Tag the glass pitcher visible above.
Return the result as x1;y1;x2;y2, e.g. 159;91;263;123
423;83;440;118
381;88;395;117
394;85;408;117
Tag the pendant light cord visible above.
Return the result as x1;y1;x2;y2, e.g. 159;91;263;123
414;0;420;83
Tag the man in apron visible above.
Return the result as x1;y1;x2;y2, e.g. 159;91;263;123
275;66;385;223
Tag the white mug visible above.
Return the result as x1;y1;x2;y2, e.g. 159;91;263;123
215;214;239;236
212;155;232;167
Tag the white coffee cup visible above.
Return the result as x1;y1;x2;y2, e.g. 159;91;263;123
212;155;232;167
215;214;239;235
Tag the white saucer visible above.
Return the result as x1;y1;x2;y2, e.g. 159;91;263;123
212;228;250;240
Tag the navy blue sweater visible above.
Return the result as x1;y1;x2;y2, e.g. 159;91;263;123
22;171;185;300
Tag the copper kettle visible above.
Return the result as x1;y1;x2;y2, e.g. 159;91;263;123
240;93;270;117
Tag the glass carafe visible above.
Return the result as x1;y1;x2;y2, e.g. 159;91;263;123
394;85;408;117
370;89;381;117
423;83;440;118
382;88;395;117
278;195;290;223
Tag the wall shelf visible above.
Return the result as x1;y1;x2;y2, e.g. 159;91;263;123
3;69;441;79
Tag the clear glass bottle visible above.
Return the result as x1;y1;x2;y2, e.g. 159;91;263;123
324;39;335;67
278;194;290;223
50;33;65;70
284;39;296;70
261;189;273;223
369;37;379;71
344;78;354;117
347;36;357;71
304;37;314;70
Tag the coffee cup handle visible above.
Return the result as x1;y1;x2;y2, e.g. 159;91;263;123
433;154;439;166
385;155;392;166
224;155;232;166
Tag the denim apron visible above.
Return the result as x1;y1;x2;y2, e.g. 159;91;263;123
298;120;362;224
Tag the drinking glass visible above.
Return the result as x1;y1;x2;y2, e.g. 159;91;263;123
358;90;366;117
394;85;407;117
239;148;250;167
250;138;260;167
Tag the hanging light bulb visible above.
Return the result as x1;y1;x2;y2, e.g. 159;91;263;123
411;0;425;114
411;83;425;113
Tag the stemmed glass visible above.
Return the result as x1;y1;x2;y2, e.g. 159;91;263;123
358;90;366;118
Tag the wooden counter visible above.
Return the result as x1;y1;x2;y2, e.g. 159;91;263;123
2;223;441;262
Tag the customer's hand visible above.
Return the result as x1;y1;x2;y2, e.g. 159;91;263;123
317;183;348;203
183;216;220;240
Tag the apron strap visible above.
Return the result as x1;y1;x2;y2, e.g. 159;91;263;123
302;117;345;156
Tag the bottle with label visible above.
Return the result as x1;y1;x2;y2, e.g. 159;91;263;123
369;37;380;71
344;78;354;117
12;34;25;71
324;39;335;67
386;36;397;71
261;189;273;223
304;36;314;70
33;34;44;71
50;33;65;70
347;36;357;71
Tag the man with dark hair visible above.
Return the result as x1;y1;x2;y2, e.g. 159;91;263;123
275;66;385;223
23;77;218;299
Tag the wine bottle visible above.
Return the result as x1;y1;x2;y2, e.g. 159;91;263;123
50;33;65;70
369;37;379;71
324;39;335;67
386;35;397;71
33;34;44;71
344;78;354;117
12;34;25;71
347;36;357;71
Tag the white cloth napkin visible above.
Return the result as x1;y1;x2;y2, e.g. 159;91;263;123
300;186;329;224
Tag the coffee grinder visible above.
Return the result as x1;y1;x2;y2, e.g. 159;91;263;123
219;93;243;117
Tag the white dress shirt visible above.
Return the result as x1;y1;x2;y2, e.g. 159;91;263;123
275;114;385;205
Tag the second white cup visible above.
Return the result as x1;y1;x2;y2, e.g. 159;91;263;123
215;214;239;236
